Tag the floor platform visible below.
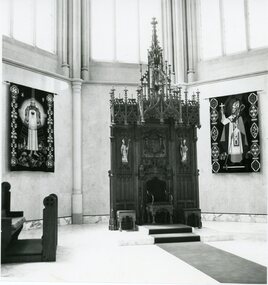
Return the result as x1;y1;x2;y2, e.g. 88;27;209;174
1;221;267;284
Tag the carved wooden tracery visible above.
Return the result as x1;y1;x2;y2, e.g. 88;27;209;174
109;19;201;230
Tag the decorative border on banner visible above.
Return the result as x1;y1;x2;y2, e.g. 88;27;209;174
248;92;260;172
46;94;54;169
210;98;220;173
10;84;19;167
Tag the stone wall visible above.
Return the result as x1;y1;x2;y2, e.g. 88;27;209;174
1;63;73;220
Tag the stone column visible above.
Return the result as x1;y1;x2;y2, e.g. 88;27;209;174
185;0;198;82
72;79;83;224
162;0;173;64
69;0;83;224
62;0;70;77
172;0;185;83
81;0;89;80
57;0;63;68
71;0;82;79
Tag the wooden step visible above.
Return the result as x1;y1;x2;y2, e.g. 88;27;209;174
152;233;200;244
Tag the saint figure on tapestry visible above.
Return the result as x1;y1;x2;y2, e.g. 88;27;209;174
9;83;54;172
23;98;44;155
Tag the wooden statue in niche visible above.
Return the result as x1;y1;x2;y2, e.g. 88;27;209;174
180;139;188;164
121;138;130;164
109;18;201;230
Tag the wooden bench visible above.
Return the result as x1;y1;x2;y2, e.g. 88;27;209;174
1;182;26;256
1;193;58;263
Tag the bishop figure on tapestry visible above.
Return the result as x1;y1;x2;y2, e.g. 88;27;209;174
210;92;260;173
219;97;248;164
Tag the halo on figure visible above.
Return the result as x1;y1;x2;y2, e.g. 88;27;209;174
19;98;46;126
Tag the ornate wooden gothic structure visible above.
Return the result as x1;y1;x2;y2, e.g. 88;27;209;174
109;19;201;230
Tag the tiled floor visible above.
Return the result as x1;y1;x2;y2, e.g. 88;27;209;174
1;221;267;284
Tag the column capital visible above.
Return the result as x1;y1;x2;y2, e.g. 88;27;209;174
71;78;83;91
72;78;83;84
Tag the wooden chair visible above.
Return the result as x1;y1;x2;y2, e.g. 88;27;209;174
1;194;58;263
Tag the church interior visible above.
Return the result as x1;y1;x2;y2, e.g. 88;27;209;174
1;0;267;284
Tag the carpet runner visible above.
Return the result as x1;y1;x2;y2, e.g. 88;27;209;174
158;242;267;284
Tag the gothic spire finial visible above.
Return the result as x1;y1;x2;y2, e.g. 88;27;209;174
109;18;200;127
151;17;158;26
151;17;159;49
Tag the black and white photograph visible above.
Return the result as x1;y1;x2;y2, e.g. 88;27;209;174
0;0;267;285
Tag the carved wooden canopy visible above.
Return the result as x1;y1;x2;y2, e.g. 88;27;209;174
110;18;200;127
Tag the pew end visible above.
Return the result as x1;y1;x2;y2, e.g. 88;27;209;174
1;193;58;264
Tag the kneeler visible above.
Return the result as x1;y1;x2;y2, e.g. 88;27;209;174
1;194;58;264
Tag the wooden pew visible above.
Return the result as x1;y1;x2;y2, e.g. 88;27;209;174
1;194;58;264
42;194;58;261
49;193;58;246
1;182;26;257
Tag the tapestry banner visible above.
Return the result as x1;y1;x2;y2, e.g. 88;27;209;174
9;83;55;172
209;92;260;173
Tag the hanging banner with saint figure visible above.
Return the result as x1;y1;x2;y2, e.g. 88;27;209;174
209;92;260;173
9;83;55;172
